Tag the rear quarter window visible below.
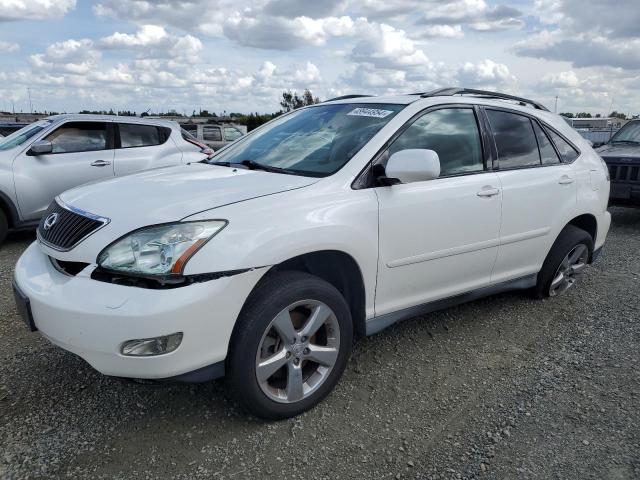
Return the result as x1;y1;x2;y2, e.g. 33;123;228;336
532;121;561;165
544;128;580;163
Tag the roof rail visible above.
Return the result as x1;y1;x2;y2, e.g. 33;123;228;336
323;94;372;102
419;87;549;111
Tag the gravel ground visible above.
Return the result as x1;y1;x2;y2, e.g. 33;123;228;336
1;207;639;480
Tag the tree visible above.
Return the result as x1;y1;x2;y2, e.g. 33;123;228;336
280;89;320;112
231;111;283;131
560;112;574;118
576;112;592;118
609;111;627;119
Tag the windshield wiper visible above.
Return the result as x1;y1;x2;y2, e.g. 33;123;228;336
208;159;298;175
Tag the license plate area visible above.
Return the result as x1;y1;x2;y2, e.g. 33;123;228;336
12;281;37;332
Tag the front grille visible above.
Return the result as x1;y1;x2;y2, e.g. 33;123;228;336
607;161;640;183
37;200;108;251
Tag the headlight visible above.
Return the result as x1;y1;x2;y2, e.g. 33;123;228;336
97;220;227;276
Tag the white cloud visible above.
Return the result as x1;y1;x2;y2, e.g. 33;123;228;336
94;0;242;37
93;0;521;51
101;24;169;48
540;71;580;89
457;59;515;86
0;0;76;21
223;13;356;49
263;0;344;19
293;62;321;84
418;0;524;32
421;25;463;39
534;0;640;39
514;30;640;70
1;0;639;116
0;40;19;52
531;69;619;113
517;0;640;70
351;23;429;68
100;25;203;63
29;39;100;75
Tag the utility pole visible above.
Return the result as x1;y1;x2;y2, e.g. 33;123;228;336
27;87;32;114
554;95;558;113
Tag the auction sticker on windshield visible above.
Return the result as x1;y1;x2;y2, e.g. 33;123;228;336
347;108;394;119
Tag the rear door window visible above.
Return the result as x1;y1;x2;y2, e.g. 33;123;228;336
119;123;161;148
545;128;579;163
44;122;108;154
486;110;540;169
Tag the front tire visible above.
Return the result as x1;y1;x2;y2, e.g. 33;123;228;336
227;271;353;419
535;225;593;299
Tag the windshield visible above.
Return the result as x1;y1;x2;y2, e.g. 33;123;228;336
208;103;404;176
0;120;52;151
610;121;640;144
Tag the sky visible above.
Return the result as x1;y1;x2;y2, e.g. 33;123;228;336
0;0;639;116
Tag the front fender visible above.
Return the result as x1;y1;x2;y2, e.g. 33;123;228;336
183;186;379;316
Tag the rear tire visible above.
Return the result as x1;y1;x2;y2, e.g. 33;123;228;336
535;225;593;299
0;210;8;246
227;271;353;419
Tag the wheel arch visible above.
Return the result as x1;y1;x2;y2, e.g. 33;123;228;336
262;250;367;340
566;213;598;252
0;190;19;228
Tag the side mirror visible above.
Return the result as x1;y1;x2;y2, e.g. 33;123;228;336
384;149;441;184
27;140;53;156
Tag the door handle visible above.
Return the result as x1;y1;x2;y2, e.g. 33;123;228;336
90;160;111;167
558;175;574;185
477;186;500;197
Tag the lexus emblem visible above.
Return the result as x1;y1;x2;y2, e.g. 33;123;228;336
43;212;59;231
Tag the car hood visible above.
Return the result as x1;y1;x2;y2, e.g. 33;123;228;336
60;163;319;225
596;144;640;160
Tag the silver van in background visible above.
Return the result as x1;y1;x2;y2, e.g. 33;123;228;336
180;123;245;150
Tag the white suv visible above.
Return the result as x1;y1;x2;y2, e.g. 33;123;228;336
0;114;211;244
13;88;611;419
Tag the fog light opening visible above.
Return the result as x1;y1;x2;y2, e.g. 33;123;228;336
121;332;183;356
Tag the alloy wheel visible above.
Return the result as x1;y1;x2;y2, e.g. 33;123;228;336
255;300;340;403
549;243;589;297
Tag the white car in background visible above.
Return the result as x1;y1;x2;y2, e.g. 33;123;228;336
0;115;211;244
14;88;611;419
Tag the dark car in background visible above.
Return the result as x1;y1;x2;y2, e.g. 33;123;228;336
0;122;29;138
596;119;640;207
